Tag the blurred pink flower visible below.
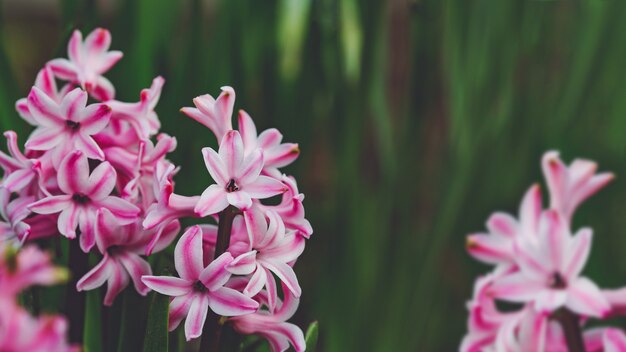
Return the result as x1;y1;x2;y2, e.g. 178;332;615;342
29;151;139;251
48;28;122;101
195;130;287;216
489;210;609;318
181;86;235;142
24;87;112;166
142;226;258;340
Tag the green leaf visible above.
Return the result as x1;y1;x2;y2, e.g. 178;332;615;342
305;321;319;351
83;289;103;352
142;290;169;352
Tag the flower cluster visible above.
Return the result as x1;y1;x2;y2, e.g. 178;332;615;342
1;28;311;351
462;152;626;351
0;243;76;351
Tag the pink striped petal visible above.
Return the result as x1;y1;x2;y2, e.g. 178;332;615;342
98;51;124;74
604;329;626;352
91;76;116;101
238;110;258;153
80;104;111;134
97;196;140;223
263;260;302;297
257;128;282;149
208;287;259;316
58;151;89;194
243;265;266;297
74;133;105;160
67;30;83;63
542;151;567;214
142;276;192;296
202;147;228;185
195;184;229;217
3;169;36;193
78;209;96;252
275;323;306;352
184;294;209;341
488;272;543;302
219;130;244;177
181;106;218;133
77;256;112;291
227;251;257;276
567;277;610;318
27;87;63;127
58;205;81;239
564;228;592;279
118;252;152;295
535;289;567;313
60;88;87;122
199;252;234;291
261;235;305;263
25;127;64;151
237;149;263;185
227;191;252;210
29;195;72;214
175;226;204;280
84;28;111;56
265;267;278;310
244;206;267;247
168;294;194;331
485;212;517;237
15;98;36;125
245;176;287;199
466;233;512;265
104;264;130;306
87;161;116;200
47;58;77;81
264;143;300;168
519;184;542;236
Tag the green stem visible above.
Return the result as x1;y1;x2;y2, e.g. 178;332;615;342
200;205;241;352
66;238;89;344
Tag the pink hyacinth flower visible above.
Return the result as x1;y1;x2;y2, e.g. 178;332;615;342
107;76;164;139
0;302;78;352
238;110;300;178
0;188;34;245
542;151;614;223
16;66;73;126
181;86;235;142
230;285;305;352
258;175;313;239
195;130;287;216
0;131;43;193
0;243;68;298
227;208;304;308
466;184;542;269
76;209;179;305
142;226;259;341
489;210;610;318
47;28;122;101
24;87;112;166
29;151;140;252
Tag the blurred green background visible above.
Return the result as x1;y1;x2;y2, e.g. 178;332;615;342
3;0;626;350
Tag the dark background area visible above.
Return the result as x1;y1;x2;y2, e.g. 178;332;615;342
3;0;626;350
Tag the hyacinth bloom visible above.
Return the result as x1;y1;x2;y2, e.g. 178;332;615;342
542;151;614;223
0;244;68;299
228;208;304;307
258;175;312;239
0;302;78;352
25;87;112;166
238;110;300;178
195;130;286;216
76;209;179;305
107;76;164;139
142;226;259;340
466;184;542;269
16;66;72;126
230;284;305;352
47;28;122;101
489;210;609;318
180;86;235;142
0;131;42;193
29;151;140;251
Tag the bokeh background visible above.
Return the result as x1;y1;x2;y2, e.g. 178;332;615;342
3;0;626;350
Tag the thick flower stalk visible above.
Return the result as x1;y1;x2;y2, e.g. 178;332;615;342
0;27;312;351
462;152;626;352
